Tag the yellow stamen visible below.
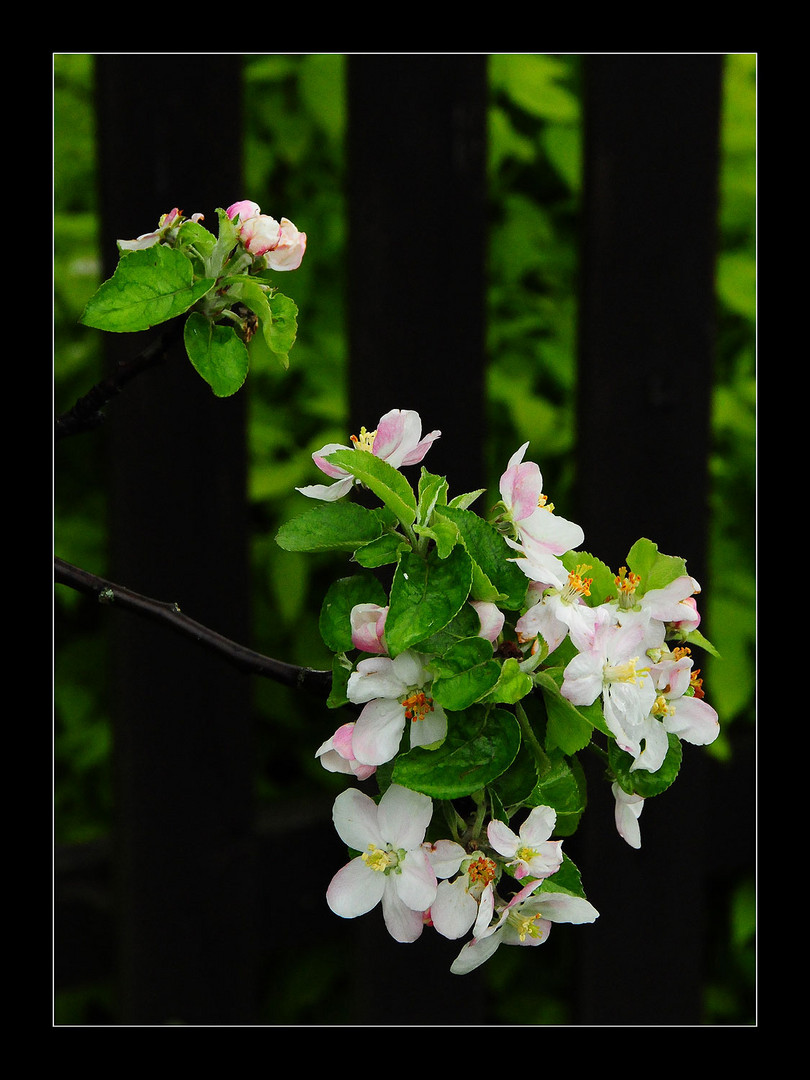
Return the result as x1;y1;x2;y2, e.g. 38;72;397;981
350;426;377;452
538;493;556;513
563;564;593;601
604;657;648;685
508;910;546;943
362;844;397;873
615;567;641;609
653;693;676;719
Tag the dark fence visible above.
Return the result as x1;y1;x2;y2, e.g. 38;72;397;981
54;54;753;1026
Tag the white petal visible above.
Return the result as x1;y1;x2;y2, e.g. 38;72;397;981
381;878;426;943
430;878;479;940
663;695;720;746
520;805;557;846
295;476;355;501
450;930;503;974
423;839;467;879
396;848;438;912
487;819;519;858
347;656;404;704
331;786;383;851
377;783;433;849
535;892;600;925
351;698;407;766
326;857;386;919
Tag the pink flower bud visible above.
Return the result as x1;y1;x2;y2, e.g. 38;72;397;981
239;213;283;256
265;217;307;271
226;200;261;222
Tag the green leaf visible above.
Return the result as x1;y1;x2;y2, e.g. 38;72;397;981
352;532;409;568
535;670;607;754
417;468;448;526
482;656;533;705
326;448;418;529
609;732;683;798
327;655;351;709
183;312;250;396
80;244;215;332
319;574;388;653
276;501;383;553
536;853;589;900
433;504;527;610
411;604;481;657
384;546;473;656
529;751;587;836
562;550;617;605
392;705;521;799
431;636;502;711
626;537;689;595
205;207;240;280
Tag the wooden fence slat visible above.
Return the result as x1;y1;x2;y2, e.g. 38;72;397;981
93;54;257;1025
571;54;725;1026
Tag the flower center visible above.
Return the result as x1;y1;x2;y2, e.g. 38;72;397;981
362;844;399;874
401;690;434;722
538;493;556;513
350;426;377;452
603;656;648;685
507;908;546;943
652;693;676;719
561;564;593;603
466;855;497;893
614;566;641;609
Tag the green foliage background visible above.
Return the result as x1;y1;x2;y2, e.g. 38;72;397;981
54;54;755;1024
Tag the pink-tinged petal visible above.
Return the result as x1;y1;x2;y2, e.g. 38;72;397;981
226;199;261;221
265;217;306;271
663;695;720;746
500;451;545;521
331;786;384;852
351;698;407;765
519;508;585;555
311;442;352;479
350;604;389;654
471;601;505;642
326;857;386;919
381;879;427;943
486;819;519;858
377;784;433;849
240;213;283;256
373;409;422;466
396;848;438;912
399;430;441;467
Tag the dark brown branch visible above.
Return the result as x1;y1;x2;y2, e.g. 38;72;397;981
54;321;183;442
54;556;333;696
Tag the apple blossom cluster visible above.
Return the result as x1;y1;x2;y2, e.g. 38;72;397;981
275;408;720;973
82;199;307;397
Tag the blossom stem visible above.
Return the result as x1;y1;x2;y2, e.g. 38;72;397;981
515;700;552;778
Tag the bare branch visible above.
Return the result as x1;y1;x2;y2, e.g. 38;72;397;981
54;556;333;696
54;322;182;442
